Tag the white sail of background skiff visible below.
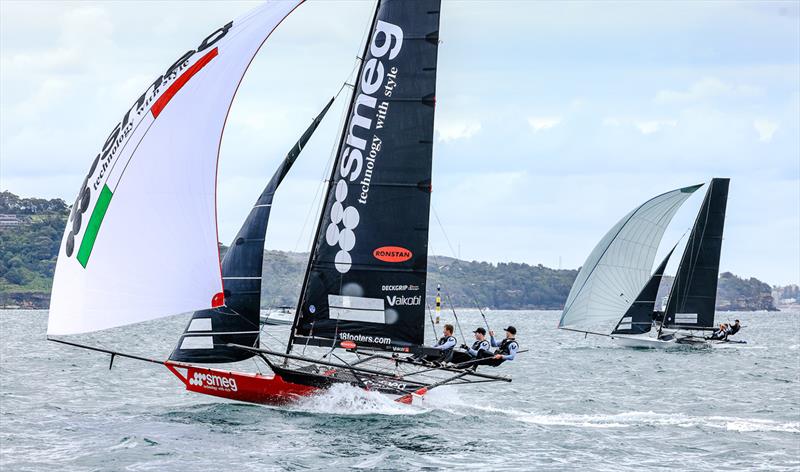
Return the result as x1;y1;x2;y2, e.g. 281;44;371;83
48;1;302;336
558;184;702;334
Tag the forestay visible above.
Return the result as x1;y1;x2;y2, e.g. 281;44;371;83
558;184;702;334
48;1;302;336
290;0;441;352
611;246;675;335
169;99;333;363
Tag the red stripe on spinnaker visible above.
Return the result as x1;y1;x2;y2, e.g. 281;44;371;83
151;47;219;118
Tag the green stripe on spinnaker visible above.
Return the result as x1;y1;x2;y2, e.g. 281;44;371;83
77;185;113;268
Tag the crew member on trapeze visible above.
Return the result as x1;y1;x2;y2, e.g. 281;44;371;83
708;319;740;341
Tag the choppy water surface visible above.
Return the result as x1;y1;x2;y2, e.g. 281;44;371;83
1;309;798;471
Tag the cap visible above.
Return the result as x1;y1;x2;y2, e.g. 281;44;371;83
473;327;486;335
504;326;517;335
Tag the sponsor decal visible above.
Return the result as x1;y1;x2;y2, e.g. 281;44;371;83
386;295;422;306
188;371;238;392
381;284;419;292
340;340;357;350
65;20;233;267
373;246;412;263
340;332;391;346
324;20;404;274
363;379;407;390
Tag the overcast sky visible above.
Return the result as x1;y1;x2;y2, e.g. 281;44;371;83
1;1;798;284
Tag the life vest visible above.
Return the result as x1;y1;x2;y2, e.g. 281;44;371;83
471;339;489;352
728;324;740;336
437;335;456;351
497;337;518;355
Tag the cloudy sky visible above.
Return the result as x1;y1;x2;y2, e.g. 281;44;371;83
1;1;798;284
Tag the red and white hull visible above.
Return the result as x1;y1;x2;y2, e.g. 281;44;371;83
165;361;319;405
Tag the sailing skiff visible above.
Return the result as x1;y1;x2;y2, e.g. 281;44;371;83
558;178;743;348
47;0;510;406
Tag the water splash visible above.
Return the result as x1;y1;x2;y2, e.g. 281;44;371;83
288;384;428;416
508;410;799;432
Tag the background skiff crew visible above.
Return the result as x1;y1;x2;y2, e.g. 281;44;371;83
710;323;729;340
487;326;518;366
451;327;491;364
726;320;741;338
414;324;457;363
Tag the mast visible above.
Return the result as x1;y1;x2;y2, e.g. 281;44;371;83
171;99;334;363
286;2;382;355
288;0;442;353
661;178;730;331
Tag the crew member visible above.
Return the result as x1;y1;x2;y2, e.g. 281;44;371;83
414;324;457;364
709;323;729;340
726;319;741;339
451;327;491;365
473;326;519;367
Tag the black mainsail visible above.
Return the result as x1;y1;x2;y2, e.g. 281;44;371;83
170;99;333;363
288;0;441;353
661;178;730;330
611;246;675;335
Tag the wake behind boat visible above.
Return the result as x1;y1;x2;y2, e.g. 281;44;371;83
46;0;513;407
558;178;747;349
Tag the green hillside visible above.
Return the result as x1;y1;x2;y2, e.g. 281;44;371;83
0;191;781;311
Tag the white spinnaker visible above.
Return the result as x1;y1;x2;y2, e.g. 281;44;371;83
48;1;302;336
558;184;702;334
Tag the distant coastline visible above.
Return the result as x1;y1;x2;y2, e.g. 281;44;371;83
1;191;789;312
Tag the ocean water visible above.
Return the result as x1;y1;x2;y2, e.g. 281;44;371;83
1;309;798;471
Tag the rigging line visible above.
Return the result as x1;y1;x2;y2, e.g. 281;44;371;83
681;187;713;314
431;205;458;257
427;306;439;343
290;0;373;252
660;189;711;334
322;317;341;359
444;290;468;345
291;82;353;254
657;227;692;334
430;204;488;325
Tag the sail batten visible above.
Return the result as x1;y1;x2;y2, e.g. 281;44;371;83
558;184;702;334
47;2;303;336
662;178;730;330
289;0;442;353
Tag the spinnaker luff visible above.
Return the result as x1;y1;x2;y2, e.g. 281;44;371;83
48;2;303;336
